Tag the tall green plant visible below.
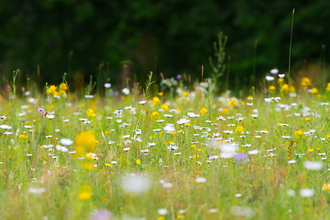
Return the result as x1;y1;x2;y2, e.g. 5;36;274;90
209;32;228;92
288;8;295;87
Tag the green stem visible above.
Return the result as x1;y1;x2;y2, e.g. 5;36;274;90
288;9;295;87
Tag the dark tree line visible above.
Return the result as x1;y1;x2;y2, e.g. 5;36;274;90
0;0;329;91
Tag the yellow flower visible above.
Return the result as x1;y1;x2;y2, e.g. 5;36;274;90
78;186;92;200
294;129;305;139
281;84;289;93
79;191;92;200
177;214;185;219
322;183;330;192
76;131;97;151
269;85;276;92
200;108;208;116
278;78;284;83
184;123;190;126
151;111;160;119
19;134;28;140
308;148;313;153
277;123;283;127
301;77;311;86
86;108;96;117
59;83;68;90
136;159;141;165
229;99;237;106
176;107;181;114
46;85;57;94
221;108;229;114
305;117;311;121
161;104;169;111
326;83;330;92
152;97;160;106
158;92;163;96
191;145;196;148
183;92;189;97
104;163;112;167
235;125;244;134
326;134;330;139
310;88;318;94
53;90;61;97
179;83;183;87
290;85;296;92
33;119;36;123
83;162;96;171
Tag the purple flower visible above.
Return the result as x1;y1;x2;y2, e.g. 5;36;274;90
114;91;119;96
176;74;182;80
38;108;45;114
5;85;11;90
234;153;247;164
90;210;113;220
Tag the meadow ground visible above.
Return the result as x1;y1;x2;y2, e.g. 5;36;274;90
1;71;330;219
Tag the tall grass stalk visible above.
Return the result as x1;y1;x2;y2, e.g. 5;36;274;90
288;8;295;86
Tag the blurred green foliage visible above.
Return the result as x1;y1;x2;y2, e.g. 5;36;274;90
0;0;329;90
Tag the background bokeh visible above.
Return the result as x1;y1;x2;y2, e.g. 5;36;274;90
0;0;329;91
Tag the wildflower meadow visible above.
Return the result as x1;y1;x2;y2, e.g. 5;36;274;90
1;69;330;220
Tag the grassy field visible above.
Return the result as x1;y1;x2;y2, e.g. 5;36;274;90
1;71;330;219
